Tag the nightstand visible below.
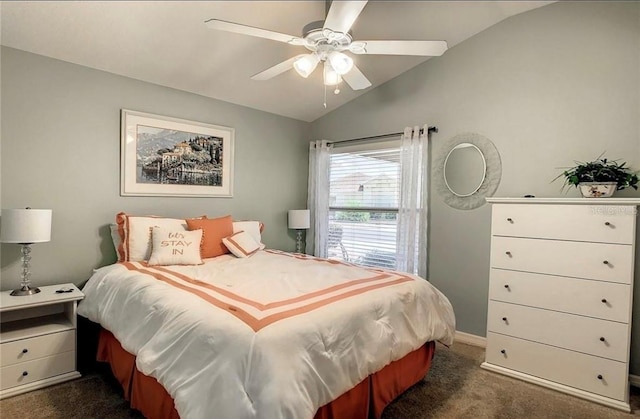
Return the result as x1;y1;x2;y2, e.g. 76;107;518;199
0;283;84;399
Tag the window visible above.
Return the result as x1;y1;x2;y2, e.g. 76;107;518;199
326;144;401;269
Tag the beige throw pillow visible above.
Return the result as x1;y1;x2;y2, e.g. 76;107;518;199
148;227;204;266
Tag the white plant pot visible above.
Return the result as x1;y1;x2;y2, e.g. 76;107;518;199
578;182;618;198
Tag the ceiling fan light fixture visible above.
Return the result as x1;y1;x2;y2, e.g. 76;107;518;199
293;54;320;78
328;51;354;75
323;62;342;86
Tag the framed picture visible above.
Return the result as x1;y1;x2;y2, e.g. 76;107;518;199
120;110;234;197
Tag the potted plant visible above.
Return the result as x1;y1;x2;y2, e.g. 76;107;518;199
554;156;639;197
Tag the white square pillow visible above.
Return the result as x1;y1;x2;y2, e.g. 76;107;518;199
232;221;266;250
222;230;261;258
148;227;203;266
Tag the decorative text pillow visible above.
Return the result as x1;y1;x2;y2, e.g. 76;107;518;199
148;227;203;266
186;215;234;258
222;231;261;258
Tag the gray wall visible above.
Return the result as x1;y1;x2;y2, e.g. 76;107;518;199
311;1;640;374
1;47;310;288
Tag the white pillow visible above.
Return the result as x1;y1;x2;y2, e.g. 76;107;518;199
222;230;261;258
148;227;203;266
232;221;266;250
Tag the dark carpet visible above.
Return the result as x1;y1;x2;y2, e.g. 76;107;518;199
1;342;638;418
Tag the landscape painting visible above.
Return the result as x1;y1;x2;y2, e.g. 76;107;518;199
121;110;234;197
136;126;223;186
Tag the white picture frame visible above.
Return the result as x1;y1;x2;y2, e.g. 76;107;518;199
120;109;234;197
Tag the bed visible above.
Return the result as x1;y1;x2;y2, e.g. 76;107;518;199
78;215;455;419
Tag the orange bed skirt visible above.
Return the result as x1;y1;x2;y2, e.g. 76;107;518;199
97;329;435;419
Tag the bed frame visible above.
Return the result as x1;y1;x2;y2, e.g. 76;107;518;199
96;328;436;419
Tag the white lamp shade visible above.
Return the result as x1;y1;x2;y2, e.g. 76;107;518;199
328;51;354;75
323;62;342;86
293;54;319;78
0;209;52;243
288;209;310;229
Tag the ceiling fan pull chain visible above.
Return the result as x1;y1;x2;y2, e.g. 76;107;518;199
323;85;327;108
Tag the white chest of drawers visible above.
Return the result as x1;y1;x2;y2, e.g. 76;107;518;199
481;198;640;412
0;283;84;399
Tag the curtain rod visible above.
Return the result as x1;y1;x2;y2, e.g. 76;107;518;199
327;126;438;146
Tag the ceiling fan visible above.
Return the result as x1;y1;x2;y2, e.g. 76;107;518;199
205;1;447;93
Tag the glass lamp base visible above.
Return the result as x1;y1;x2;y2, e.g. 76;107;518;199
10;285;41;296
295;230;307;254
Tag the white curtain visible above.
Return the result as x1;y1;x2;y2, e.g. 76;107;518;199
307;140;332;258
396;125;429;278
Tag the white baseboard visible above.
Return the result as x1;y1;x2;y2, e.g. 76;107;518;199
630;374;640;388
454;330;486;348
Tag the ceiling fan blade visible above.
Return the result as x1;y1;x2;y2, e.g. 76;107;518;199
251;55;305;81
342;64;371;90
323;1;368;34
205;19;303;45
351;40;448;56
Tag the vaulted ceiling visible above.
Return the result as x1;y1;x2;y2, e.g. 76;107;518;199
0;1;553;122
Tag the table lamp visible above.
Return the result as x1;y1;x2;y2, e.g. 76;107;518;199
288;209;310;254
0;208;52;296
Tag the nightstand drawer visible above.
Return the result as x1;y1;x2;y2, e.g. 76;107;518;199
486;333;627;401
487;301;629;362
0;330;75;367
0;351;75;391
492;204;636;244
489;269;630;322
491;236;633;284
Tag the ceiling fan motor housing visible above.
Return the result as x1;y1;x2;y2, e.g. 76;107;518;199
302;20;353;55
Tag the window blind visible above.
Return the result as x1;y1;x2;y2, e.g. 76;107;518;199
327;147;400;269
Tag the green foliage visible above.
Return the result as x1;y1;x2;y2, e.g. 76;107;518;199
554;155;639;191
335;210;370;222
335;200;370;222
370;212;397;221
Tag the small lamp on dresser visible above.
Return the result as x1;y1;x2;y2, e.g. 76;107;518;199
288;209;310;254
0;208;52;296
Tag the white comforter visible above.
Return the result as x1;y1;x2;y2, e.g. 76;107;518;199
78;250;455;419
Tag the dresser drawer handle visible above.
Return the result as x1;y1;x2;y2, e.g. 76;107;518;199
500;349;506;354
597;374;603;380
601;298;608;304
604;221;611;226
603;260;609;265
599;337;606;342
506;218;514;223
505;251;512;256
502;317;507;322
22;371;28;377
21;348;28;354
504;284;510;289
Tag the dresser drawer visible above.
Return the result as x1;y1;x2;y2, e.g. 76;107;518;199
487;301;629;362
489;269;631;322
486;333;627;401
492;204;636;244
0;330;75;367
0;351;75;391
491;236;633;284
